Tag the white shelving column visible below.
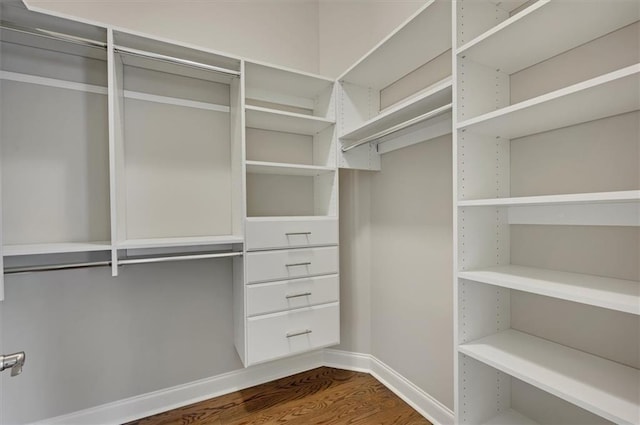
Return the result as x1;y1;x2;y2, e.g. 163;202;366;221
454;1;640;424
0;2;113;277
108;30;244;271
237;60;340;367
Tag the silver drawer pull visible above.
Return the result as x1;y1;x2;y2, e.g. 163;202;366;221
285;262;311;267
286;329;312;338
286;292;312;299
286;232;312;236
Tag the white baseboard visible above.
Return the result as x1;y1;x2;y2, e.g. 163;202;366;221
324;349;454;425
29;350;324;425
30;349;453;425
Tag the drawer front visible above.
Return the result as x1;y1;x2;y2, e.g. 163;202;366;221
247;303;339;365
247;275;339;316
246;218;338;251
246;246;338;284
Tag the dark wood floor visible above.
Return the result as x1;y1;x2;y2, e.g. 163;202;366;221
125;367;432;425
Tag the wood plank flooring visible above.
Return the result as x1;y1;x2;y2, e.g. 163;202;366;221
124;367;432;425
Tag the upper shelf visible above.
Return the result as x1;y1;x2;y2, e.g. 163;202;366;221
246;161;335;177
245;105;335;135
337;0;451;89
245;60;333;104
457;64;640;138
457;0;640;74
458;190;640;207
340;77;452;141
459;329;640;425
459;265;640;315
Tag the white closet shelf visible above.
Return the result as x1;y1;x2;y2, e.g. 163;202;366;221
482;409;539;425
456;0;640;74
338;0;451;89
459;329;640;425
245;60;333;102
3;242;111;256
339;77;452;141
246;216;337;223
458;190;640;207
0;70;107;95
245;105;334;136
246;161;335;177
459;265;640;315
457;64;640;139
123;90;229;112
118;235;243;250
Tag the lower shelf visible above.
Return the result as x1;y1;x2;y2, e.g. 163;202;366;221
482;409;539;425
459;329;639;425
118;235;243;250
458;265;640;315
3;242;111;256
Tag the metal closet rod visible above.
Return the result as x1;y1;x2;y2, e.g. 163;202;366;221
341;103;453;153
4;251;243;275
0;21;107;49
114;45;241;77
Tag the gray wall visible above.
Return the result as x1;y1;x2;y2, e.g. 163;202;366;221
338;136;455;411
370;137;453;410
1;260;241;424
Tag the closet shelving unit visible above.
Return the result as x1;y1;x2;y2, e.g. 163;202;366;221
0;2;112;295
0;1;246;294
236;60;340;366
337;0;452;170
454;0;640;424
109;30;244;274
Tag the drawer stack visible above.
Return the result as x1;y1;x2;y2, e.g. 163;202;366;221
236;217;340;366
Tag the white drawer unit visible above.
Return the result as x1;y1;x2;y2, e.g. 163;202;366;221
245;217;338;251
246;274;339;316
246;303;340;365
246;246;338;284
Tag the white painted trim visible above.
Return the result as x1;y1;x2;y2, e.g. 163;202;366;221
0;71;108;95
323;348;371;373
28;350;324;425
123;90;230;112
26;349;454;425
324;349;455;425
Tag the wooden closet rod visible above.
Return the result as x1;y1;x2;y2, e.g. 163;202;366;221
4;252;243;274
341;103;453;153
114;46;241;77
0;21;107;49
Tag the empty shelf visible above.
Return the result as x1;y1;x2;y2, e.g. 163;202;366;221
3;242;111;256
119;235;243;250
245;105;334;135
457;0;640;74
482;409;539;425
338;0;451;89
459;265;640;315
340;77;452;141
459;330;640;425
457;64;640;139
246;161;335;177
458;190;640;207
245;60;334;103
